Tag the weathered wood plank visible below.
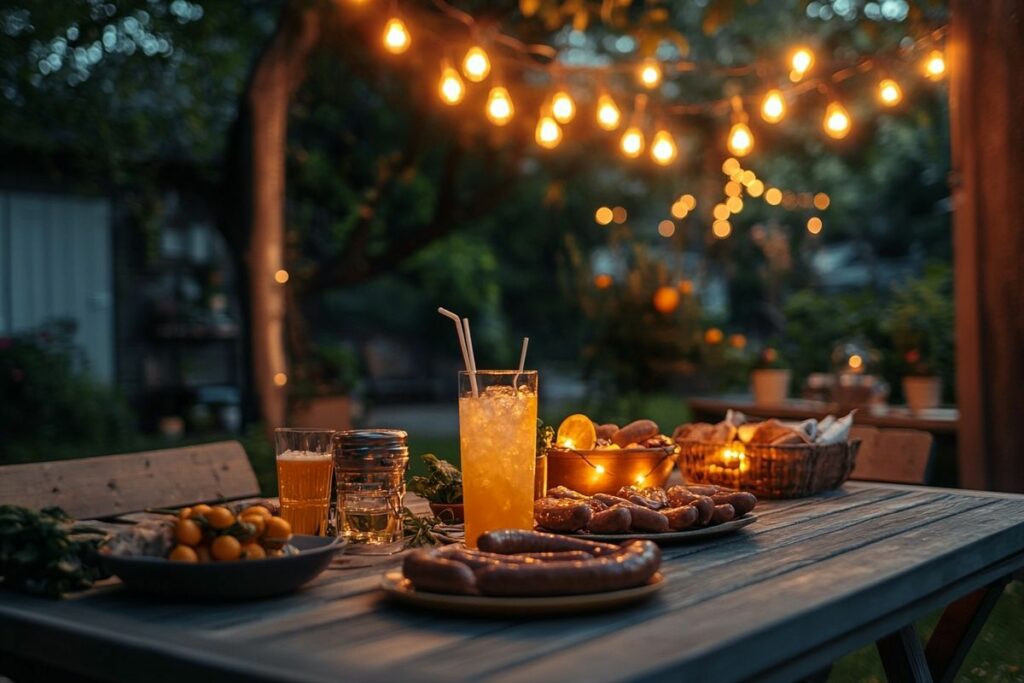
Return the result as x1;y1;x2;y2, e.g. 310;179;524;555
0;441;259;518
877;625;933;683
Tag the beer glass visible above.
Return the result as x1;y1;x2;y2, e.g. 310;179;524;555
458;370;538;547
275;428;335;535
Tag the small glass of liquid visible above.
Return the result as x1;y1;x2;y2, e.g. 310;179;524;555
340;483;401;546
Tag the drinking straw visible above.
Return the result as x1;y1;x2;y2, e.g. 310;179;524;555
513;337;529;390
438;307;477;396
462;317;479;396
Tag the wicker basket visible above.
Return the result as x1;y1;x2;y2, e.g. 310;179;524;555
676;439;861;498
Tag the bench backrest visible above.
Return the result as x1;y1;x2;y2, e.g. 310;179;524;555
0;441;260;519
850;426;934;485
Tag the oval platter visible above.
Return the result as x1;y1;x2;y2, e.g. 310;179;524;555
571;513;758;543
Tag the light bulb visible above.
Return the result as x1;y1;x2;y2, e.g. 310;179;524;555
764;187;782;205
761;89;786;123
712;220;732;239
639;59;662;88
535;116;562;149
650;130;678;165
620;127;645;158
595;206;613;225
382;17;410;54
727;122;754;157
823;101;851;139
878;78;903;106
790;48;814;79
485;87;513;125
924;50;946;80
807;216;823;234
596;94;621;130
462;46;491;82
438;65;465;105
551;91;575;124
594;465;606;474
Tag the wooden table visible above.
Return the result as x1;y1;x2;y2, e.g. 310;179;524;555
2;483;1022;683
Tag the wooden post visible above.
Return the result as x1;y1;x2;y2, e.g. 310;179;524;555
949;0;1024;492
246;3;321;430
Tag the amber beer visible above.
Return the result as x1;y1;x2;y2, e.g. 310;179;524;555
275;429;335;536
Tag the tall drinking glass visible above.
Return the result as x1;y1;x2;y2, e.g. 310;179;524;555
275;428;335;535
458;370;538;548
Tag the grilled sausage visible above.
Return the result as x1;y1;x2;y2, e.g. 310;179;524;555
683;484;726;496
691;495;716;525
403;550;477;595
593;493;633;508
711;491;757;516
666;486;700;508
617;486;666;510
475;540;661;596
592;493;670;532
711;504;736;524
547;486;589;500
662;505;700;531
534;498;593;532
477;529;619;556
587;505;632;533
611;420;660;448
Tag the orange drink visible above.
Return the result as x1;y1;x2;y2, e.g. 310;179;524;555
458;371;538;547
275;429;335;535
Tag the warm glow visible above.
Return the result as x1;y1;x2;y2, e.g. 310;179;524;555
722;158;741;175
274;269;289;284
705;328;724;344
671;201;687;219
462;46;491;82
748;179;764;197
595;206;613;225
813;192;831;210
551;91;576;124
790;48;814;78
681;194;697;210
535;116;562;149
726;196;743;214
713;220;732;238
849;354;863;369
594;274;613;289
612;206;628;224
728;122;754;157
382;17;410;54
620;127;645;158
273;372;288;387
658;219;675;237
438;66;465;105
594;464;607;474
823;101;851;139
878;78;903;106
741;170;756;186
650;130;678;165
486;87;514;125
725;181;742;197
807;216;823;234
596;94;621;130
635;476;646;484
713;203;730;221
639;58;662;88
924;50;946;80
765;187;782;205
679;280;694;294
761;90;786;123
653;286;680;313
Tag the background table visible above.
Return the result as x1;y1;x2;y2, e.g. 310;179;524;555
1;483;1022;683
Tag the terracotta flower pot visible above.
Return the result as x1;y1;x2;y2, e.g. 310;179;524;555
428;503;464;523
751;369;791;406
903;376;942;412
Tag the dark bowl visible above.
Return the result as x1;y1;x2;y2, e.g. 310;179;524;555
101;535;344;600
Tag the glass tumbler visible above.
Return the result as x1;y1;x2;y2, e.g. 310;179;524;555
275;428;335;535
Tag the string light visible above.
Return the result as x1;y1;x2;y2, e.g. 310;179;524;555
725;181;742;197
594;274;613;289
535;115;562;148
596;94;621;130
790;47;814;80
620;127;645;158
611;206;628;223
551;90;576;124
485;86;514;125
671;202;688;219
728;122;754;157
438;63;465;105
650;130;678;165
713;203;730;221
807;216;823;234
712;220;732;238
765;187;782;205
595;206;613;225
813;192;831;210
740;170;756;186
748;179;764;197
639;58;662;88
273;372;288;387
726;196;743;214
878;78;903;106
594;465;606;474
681;194;697;210
462;46;491;82
924;50;946;80
382;17;411;54
658;219;676;237
823;101;851;139
274;269;289;284
722;158;741;175
761;90;786;123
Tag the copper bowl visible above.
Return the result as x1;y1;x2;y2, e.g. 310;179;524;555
545;445;678;496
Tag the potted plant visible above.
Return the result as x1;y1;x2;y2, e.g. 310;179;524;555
750;347;791;406
289;343;361;430
409;454;464;523
900;349;942;412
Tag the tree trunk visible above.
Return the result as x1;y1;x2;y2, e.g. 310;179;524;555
949;0;1024;492
246;2;321;431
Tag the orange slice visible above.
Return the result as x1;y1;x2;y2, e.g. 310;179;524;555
556;414;597;451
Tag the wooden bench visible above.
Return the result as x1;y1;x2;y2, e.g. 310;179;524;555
0;441;260;519
850;426;935;485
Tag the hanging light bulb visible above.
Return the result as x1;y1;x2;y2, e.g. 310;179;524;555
596;94;621;130
790;47;814;80
761;90;786;123
650;130;678;165
924;50;946;80
383;17;411;54
485;87;514;125
535;116;562;149
878;78;903;106
727;122;754;157
462;46;491;82
551;90;576;124
620;127;645;158
823;101;851;139
638;58;662;88
438;63;465;105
